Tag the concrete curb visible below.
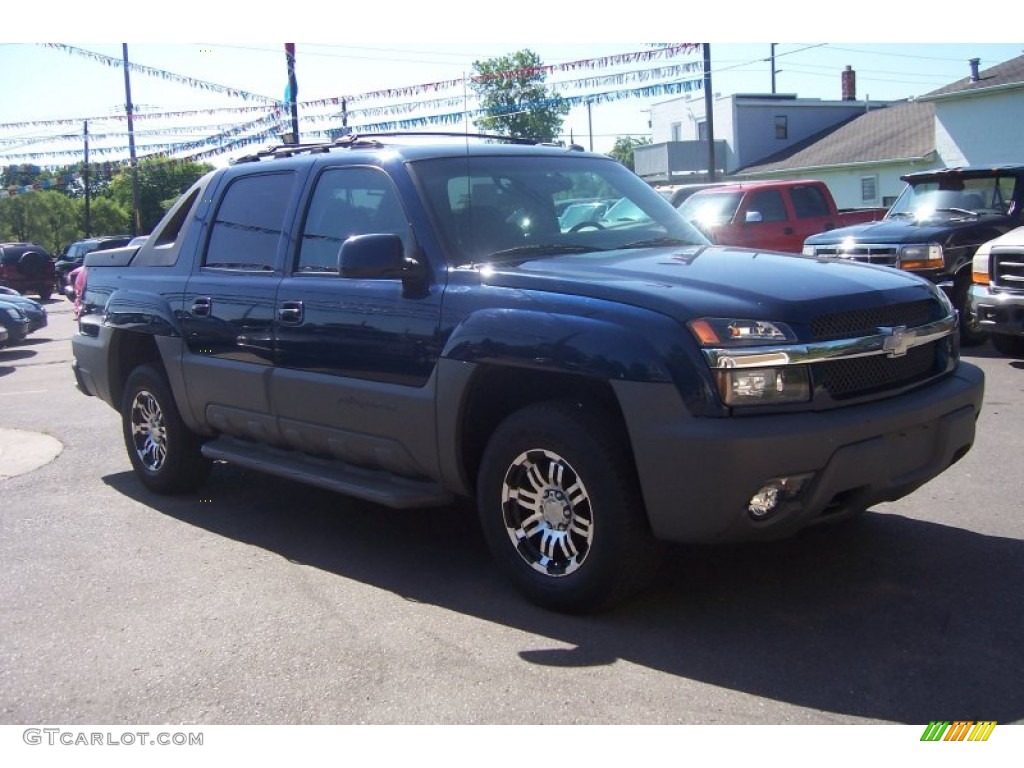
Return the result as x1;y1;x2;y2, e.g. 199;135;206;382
0;427;64;480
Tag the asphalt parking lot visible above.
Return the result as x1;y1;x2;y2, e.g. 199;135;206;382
1;298;1022;727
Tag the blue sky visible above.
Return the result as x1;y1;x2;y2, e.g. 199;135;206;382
1;6;1021;165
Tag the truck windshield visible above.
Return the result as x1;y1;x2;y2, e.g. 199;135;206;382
676;191;743;227
411;154;710;264
887;175;1016;220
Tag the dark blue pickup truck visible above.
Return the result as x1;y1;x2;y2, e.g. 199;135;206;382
71;135;984;612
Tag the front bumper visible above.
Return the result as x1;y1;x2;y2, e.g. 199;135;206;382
969;284;1024;337
614;362;984;543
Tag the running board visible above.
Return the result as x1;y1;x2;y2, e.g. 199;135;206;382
201;437;454;509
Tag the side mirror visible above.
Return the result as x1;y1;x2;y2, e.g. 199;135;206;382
339;234;411;279
744;210;764;223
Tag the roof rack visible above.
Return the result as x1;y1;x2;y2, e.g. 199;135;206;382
231;131;584;164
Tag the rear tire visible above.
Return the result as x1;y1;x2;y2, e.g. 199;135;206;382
121;364;211;494
476;400;662;613
991;334;1024;358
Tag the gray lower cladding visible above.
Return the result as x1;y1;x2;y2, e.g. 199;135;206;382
613;361;984;544
969;285;1024;336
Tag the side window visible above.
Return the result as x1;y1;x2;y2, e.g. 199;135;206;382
748;189;787;222
205;172;295;270
155;187;200;247
791;185;830;218
296;167;408;274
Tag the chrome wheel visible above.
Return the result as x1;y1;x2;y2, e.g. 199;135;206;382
129;390;168;472
501;448;595;577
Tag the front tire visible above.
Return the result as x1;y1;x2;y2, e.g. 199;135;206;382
477;400;662;613
121;364;211;494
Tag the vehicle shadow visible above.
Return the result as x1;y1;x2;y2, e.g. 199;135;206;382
103;467;1024;724
0;348;37;376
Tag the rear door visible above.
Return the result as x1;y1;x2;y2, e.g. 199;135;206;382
180;169;304;444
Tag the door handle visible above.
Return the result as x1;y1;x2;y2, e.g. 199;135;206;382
277;300;304;324
191;297;212;316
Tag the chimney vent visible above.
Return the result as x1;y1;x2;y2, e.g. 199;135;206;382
841;65;856;101
969;58;981;82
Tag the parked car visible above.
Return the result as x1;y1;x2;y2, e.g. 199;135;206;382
56;236;134;296
968;225;1024;357
0;242;56;300
655;182;730;208
803;165;1024;345
0;293;47;334
558;200;615;231
678;179;886;253
0;300;32;344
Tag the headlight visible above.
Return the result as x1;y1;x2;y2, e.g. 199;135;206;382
801;245;816;256
688;318;797;346
4;307;22;319
897;243;943;270
714;366;810;406
972;247;990;285
689;318;809;407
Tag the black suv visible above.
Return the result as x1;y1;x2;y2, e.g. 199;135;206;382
57;236;134;295
0;242;56;300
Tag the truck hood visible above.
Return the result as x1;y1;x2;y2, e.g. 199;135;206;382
470;244;941;327
804;214;1010;246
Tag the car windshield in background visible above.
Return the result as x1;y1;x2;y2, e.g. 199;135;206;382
677;191;743;227
887;175;1017;220
411;154;709;264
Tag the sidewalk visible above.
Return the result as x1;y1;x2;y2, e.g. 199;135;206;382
0;427;63;479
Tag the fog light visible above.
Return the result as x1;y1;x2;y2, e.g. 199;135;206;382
747;473;814;520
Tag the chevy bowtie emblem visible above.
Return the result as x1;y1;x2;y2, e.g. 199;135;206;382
880;325;914;358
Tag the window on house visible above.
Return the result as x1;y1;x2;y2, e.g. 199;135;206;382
671;122;682;142
861;176;879;204
774;116;788;140
697;121;708;142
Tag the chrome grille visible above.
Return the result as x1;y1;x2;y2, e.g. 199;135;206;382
812;243;898;266
810;300;942;340
992;247;1024;289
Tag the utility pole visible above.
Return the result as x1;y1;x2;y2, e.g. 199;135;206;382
702;44;716;181
587;100;593;151
122;44;141;235
285;43;299;143
770;43;777;94
83;121;91;237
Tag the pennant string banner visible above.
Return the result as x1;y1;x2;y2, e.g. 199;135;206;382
3;45;705;168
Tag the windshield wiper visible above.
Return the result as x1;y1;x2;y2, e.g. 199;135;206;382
467;243;606;265
618;237;695;249
932;207;980;218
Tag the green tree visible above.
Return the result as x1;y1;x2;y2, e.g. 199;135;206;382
470;50;569;141
35;191;78;255
107;159;213;234
76;197;130;239
608;136;652;172
0;191;77;254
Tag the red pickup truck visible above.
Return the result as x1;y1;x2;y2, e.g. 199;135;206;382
676;179;886;253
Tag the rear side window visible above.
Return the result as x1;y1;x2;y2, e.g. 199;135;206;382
205;172;296;270
791;185;830;218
